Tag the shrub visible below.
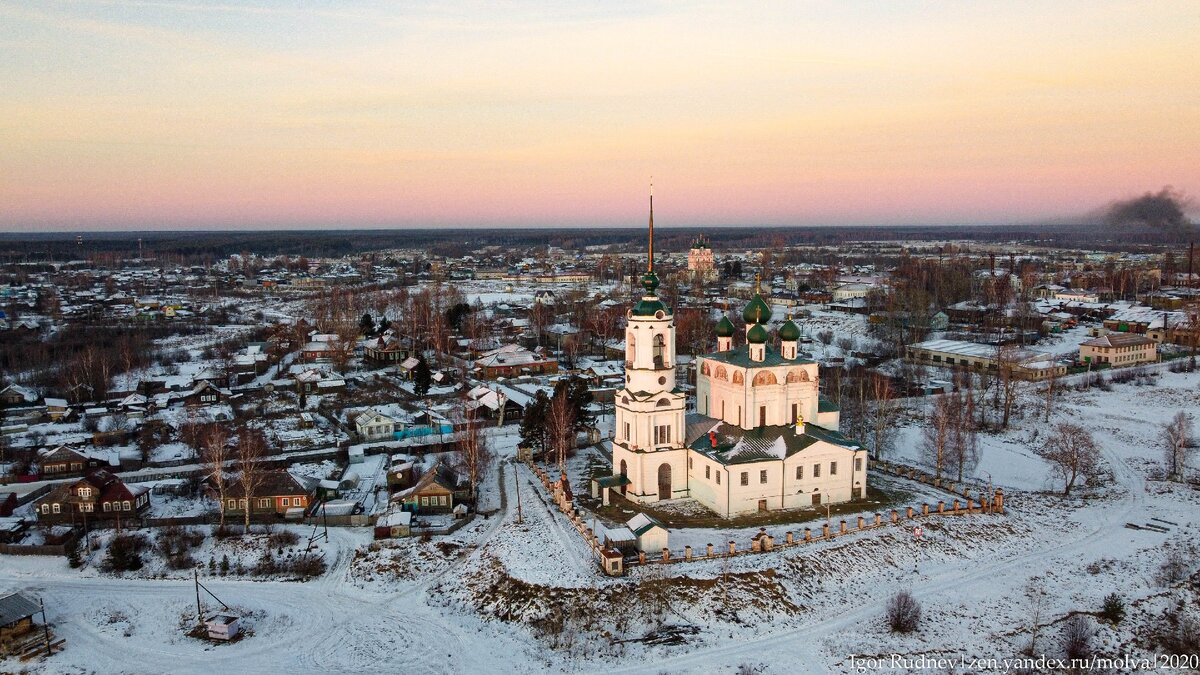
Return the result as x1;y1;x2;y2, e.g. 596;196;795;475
285;553;327;578
1061;615;1093;660
268;530;300;549
1100;593;1125;624
103;533;149;573
1157;549;1190;586
886;590;921;633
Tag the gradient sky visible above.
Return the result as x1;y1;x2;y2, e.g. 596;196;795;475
1;1;1198;231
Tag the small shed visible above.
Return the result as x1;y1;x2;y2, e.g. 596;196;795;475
0;592;40;642
204;614;240;641
374;510;412;538
627;513;670;554
348;446;365;464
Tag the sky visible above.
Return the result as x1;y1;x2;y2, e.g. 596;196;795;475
1;0;1198;231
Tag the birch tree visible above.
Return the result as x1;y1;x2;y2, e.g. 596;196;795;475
1162;411;1194;481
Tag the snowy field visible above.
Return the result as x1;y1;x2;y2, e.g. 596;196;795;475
2;372;1198;673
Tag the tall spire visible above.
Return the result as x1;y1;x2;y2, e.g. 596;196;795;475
647;178;654;272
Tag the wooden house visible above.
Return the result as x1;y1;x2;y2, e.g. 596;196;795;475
391;464;458;514
33;469;151;525
215;471;315;518
37;445;96;476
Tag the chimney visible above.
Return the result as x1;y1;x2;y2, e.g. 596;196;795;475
709;430;718;448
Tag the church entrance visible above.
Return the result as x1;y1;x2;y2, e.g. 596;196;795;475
757;499;767;513
811;493;821;506
657;463;671;501
619;460;628;495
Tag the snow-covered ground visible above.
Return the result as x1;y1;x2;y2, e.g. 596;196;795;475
2;372;1198;673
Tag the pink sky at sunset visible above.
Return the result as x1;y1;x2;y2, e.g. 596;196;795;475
1;1;1197;231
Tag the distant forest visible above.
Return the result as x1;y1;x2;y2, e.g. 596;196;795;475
0;222;1187;263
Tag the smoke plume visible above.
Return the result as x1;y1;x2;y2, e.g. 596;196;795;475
1104;187;1195;235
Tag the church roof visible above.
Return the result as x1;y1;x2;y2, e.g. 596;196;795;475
688;418;861;465
631;297;669;317
778;317;801;341
715;315;735;338
742;293;772;325
700;345;814;369
746;323;769;344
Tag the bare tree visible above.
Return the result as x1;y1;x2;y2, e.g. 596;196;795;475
202;425;230;529
546;391;577;476
455;404;492;503
1061;614;1094;661
921;394;956;480
235;426;268;533
1036;423;1100;495
946;389;979;483
995;344;1025;429
867;373;900;459
1161;410;1194;481
886;590;921;633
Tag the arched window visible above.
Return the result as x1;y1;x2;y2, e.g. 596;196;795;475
714;366;728;381
732;371;744;385
656;398;671;407
701;361;712;376
786;369;809;383
653;334;666;368
753;371;778;386
626;334;636;362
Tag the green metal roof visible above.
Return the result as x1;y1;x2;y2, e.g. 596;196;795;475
715;315;735;337
746;323;769;344
688;422;860;466
701;345;814;368
631;297;669;316
742;293;772;325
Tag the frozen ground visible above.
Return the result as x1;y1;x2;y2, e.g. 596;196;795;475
2;372;1198;673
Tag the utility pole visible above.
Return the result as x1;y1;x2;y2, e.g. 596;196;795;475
514;463;523;524
195;569;203;625
40;598;51;657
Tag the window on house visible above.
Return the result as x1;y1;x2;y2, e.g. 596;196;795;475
123;500;131;511
80;504;93;512
855;458;862;472
79;488;91;497
259;498;270;508
281;498;290;507
760;470;768;484
740;472;748;486
716;472;721;485
103;502;111;512
227;499;236;509
830;462;837;476
421;496;429;506
795;465;803;480
239;499;247;509
52;503;61;514
41;504;49;514
813;464;821;478
705;465;711;479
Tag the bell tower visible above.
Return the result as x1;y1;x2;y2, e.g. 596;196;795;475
611;181;688;504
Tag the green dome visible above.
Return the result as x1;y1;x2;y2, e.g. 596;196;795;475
746;323;769;344
715;315;735;338
742;293;772;325
778;317;801;342
631;298;669;317
640;271;660;294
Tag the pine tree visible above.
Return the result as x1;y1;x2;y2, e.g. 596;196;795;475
413;356;433;396
519;390;551;453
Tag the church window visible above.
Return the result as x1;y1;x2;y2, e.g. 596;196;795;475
813;464;821;478
653;334;666;368
656;398;671;407
624;422;630;440
716;472;721;485
795;465;803;480
830;461;837;476
791;403;798;421
753;371;777;386
732;371;744;384
855;458;862;472
740;472;748;486
715;366;727;380
759;406;766;426
705;465;711;479
760;470;767;484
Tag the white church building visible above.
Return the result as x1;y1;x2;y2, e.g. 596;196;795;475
610;199;867;518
